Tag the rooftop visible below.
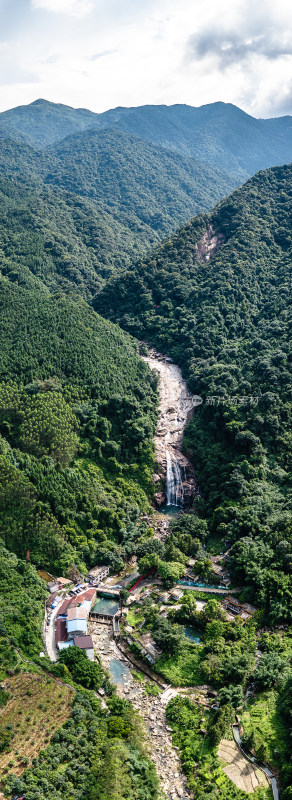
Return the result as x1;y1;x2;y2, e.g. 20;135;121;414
56;618;68;644
73;635;94;650
67;606;88;621
58;597;74;616
87;565;109;577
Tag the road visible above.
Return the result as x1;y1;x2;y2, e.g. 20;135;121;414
44;600;62;662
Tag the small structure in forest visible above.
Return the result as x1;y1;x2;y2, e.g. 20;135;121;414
87;565;110;585
221;597;255;621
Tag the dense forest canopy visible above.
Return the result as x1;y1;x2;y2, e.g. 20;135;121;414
1;98;292;181
0;98;291;800
0;275;159;574
0;130;236;298
95;164;292;623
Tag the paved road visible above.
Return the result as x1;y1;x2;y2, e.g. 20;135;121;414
45;601;62;662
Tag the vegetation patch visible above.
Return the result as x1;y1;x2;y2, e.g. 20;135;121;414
0;673;73;784
166;695;272;800
155;645;205;686
242;690;287;770
4;691;159;800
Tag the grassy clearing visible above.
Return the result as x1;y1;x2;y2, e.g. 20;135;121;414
0;672;73;787
242;690;287;768
126;609;145;628
155;643;205;686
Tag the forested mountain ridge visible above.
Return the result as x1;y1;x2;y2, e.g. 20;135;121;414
0;132;236;296
0;273;159;575
97;101;292;180
1;98;292;181
46;126;236;235
0;98;97;147
94;163;292;623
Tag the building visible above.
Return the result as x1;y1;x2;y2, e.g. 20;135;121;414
57;597;74;617
66;606;88;638
73;588;96;612
73;635;94;661
47;581;60;594
169;588;183;601
87;565;110;586
139;632;162;663
56;618;68;649
221;597;255;622
56;577;72;589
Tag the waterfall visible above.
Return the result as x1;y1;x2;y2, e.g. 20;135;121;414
166;450;184;506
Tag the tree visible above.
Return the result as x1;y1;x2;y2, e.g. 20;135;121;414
157;560;185;587
254;652;287;690
59;646;103;690
152;618;185;654
138;553;160;575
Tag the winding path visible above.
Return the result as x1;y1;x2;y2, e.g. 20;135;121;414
232;724;279;800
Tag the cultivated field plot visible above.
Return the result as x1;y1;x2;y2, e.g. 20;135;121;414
0;672;73;784
218;739;269;794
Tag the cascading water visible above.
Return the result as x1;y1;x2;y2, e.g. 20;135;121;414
166;450;184;507
141;348;197;512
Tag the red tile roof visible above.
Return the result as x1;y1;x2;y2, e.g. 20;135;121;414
56;618;68;644
58;597;73;616
74;635;94;650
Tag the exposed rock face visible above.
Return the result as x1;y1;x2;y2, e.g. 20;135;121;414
141;348;197;508
154;490;167;508
197;224;225;263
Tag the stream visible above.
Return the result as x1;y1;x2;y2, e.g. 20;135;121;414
142;348;197;510
89;349;197;799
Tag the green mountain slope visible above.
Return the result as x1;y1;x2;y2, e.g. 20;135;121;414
99;102;292;180
0;274;158;573
46;126;236;235
0;98;97;147
0;144;148;297
94;163;292;623
1;99;292;183
0;133;236;295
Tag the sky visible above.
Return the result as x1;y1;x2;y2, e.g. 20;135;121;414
0;0;292;117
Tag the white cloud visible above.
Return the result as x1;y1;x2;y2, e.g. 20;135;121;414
31;0;93;18
0;0;292;117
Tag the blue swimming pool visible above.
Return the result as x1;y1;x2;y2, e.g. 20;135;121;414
184;627;201;643
178;580;227;590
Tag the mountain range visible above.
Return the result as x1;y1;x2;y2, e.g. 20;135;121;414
1;98;292;180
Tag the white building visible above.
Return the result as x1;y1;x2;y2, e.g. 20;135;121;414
66;607;87;638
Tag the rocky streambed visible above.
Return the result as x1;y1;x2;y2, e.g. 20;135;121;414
142;348;197;508
89;620;190;799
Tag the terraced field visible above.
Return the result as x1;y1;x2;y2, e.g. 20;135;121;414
0;672;73;790
218;739;269;794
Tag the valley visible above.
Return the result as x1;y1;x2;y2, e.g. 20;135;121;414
0;98;291;800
